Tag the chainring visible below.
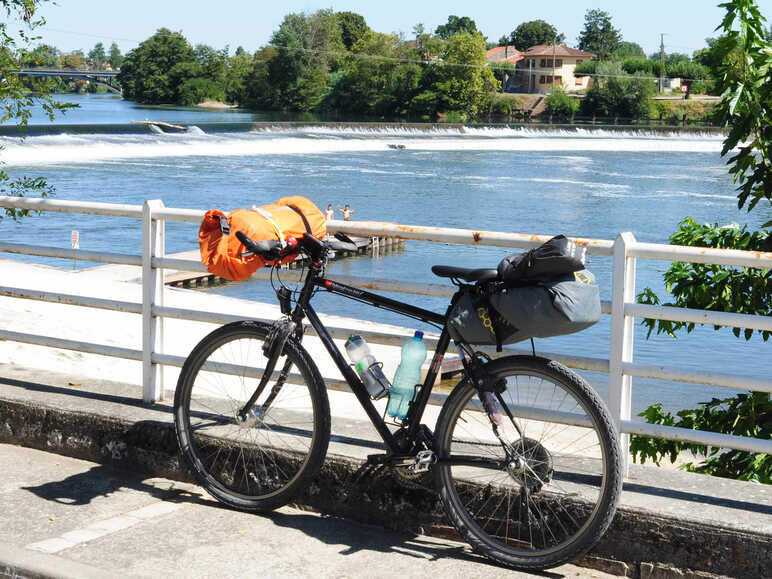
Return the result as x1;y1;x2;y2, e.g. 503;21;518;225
391;430;435;490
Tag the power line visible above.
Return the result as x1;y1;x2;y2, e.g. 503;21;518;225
34;27;719;85
42;27;142;45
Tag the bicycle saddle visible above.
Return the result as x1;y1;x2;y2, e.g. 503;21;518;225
431;265;499;283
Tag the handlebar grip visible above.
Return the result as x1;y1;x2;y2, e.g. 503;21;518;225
235;231;281;259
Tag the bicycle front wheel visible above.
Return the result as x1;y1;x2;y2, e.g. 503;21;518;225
174;321;330;512
434;355;621;570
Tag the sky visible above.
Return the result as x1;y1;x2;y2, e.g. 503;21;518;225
32;1;772;58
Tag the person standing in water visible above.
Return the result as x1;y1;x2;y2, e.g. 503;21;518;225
325;204;335;221
338;203;354;221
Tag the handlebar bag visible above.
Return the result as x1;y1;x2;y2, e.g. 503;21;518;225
199;196;326;281
448;270;600;348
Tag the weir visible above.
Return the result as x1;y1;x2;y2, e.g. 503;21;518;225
0;196;770;577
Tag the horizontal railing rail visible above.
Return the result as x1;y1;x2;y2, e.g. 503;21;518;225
1;195;771;472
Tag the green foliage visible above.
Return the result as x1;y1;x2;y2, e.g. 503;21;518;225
108;42;122;69
488;60;515;83
574;60;598;75
224;49;253;104
577;9;621;60
20;43;59;67
426;32;497;119
633;3;772;484
612;41;645;59
88;42;105;65
118;28;195;104
637;218;771;340
178;77;225;106
580;62;653;118
434;15;478;40
1;0;75;222
488;93;522;116
713;0;772;215
544;87;577;119
630;393;771;483
508;20;558;51
257;10;344;111
336;12;368;50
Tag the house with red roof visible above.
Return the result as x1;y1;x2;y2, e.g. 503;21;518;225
487;44;595;93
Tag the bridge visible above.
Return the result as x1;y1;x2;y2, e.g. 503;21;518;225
13;68;121;95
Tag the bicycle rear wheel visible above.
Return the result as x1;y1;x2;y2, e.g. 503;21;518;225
434;355;621;570
174;320;330;512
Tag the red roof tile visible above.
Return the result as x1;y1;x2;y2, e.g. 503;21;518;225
521;44;595;59
486;45;524;64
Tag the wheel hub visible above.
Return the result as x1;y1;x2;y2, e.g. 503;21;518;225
506;437;553;492
235;406;265;428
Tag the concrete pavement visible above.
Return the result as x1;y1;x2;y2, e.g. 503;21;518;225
0;443;622;579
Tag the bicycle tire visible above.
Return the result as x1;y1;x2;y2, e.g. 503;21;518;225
434;355;621;570
174;320;330;512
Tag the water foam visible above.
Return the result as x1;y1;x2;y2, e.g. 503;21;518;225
0;128;725;166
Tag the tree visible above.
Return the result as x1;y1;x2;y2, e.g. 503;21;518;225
262;10;344;111
118;28;196;104
508;20;558;51
193;44;228;86
633;0;772;483
414;32;497;120
60;51;84;69
1;0;74;222
434;15;478;40
612;41;645;59
225;48;253;104
20;43;60;67
336;11;368;50
108;42;122;69
580;61;653;118
88;42;106;66
577;9;621;60
544;86;577;119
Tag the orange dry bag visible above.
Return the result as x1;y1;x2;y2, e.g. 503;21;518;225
199;196;326;281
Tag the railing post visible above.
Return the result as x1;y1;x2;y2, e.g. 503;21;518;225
609;232;636;476
142;199;165;403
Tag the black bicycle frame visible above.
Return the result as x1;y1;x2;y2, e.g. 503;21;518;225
295;261;454;455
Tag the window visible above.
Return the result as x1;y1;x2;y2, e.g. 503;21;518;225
539;75;546;84
554;59;562;67
540;59;547;68
576;76;583;86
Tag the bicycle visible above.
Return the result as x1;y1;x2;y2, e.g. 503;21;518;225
173;231;622;571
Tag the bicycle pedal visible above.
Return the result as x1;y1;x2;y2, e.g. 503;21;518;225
410;450;438;473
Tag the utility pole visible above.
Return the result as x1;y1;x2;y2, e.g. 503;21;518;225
659;33;666;94
552;38;556;93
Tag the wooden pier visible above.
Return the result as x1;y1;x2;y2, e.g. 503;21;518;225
165;236;406;288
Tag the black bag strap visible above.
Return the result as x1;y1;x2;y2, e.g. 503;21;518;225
287;204;312;234
477;295;506;353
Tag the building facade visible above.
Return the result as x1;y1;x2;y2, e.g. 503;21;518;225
487;44;596;93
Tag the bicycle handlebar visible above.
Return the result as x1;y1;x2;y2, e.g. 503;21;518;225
235;231;327;262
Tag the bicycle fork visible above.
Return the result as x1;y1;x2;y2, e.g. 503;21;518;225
237;318;296;422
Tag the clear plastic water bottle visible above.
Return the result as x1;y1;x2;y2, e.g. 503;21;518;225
386;331;427;419
345;335;390;399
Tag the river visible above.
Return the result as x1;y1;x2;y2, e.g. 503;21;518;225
1;94;769;416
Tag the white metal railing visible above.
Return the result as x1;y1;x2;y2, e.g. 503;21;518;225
1;195;771;473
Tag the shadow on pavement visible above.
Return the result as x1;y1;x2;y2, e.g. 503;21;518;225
21;462;205;507
266;510;565;578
